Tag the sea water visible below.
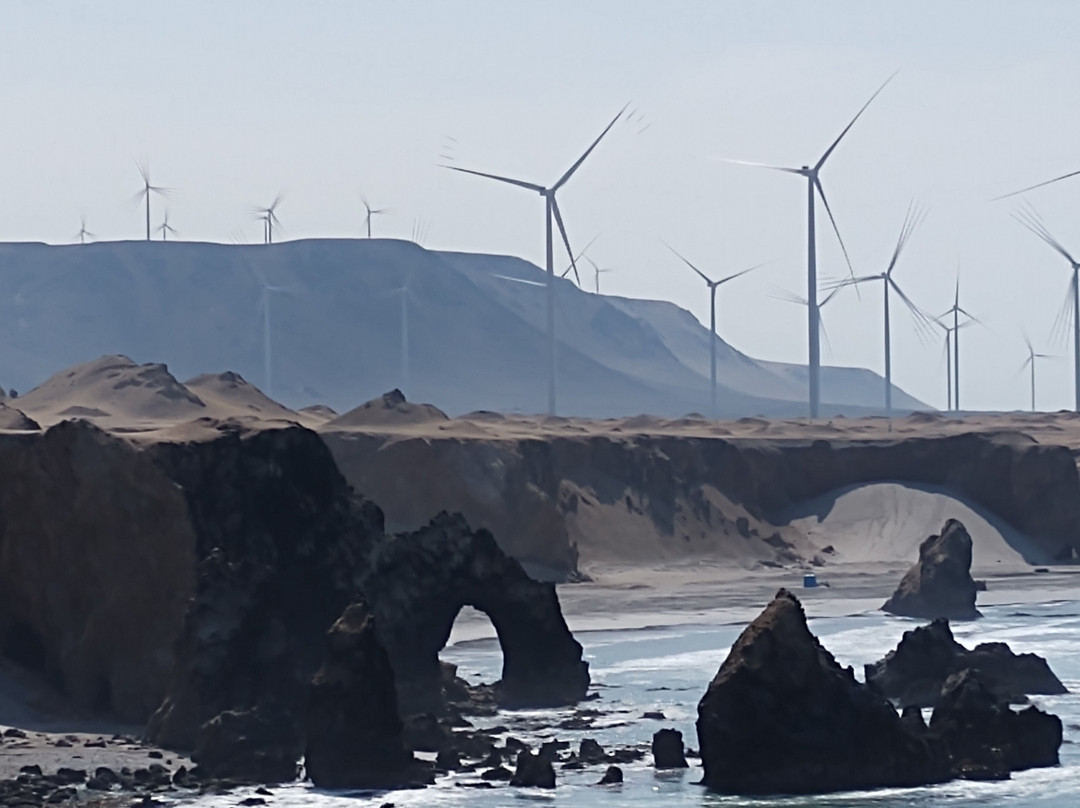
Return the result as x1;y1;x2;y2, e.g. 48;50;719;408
196;600;1080;807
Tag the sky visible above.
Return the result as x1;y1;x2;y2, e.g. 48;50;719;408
4;1;1080;412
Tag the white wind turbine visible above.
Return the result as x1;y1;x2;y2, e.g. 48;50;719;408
446;105;627;415
132;162;172;241
668;243;769;420
73;215;95;245
727;74;896;418
156;210;178;241
1019;329;1055;412
1014;205;1080;411
362;194;387;238
585;256;613;295
829;203;933;414
254;195;284;244
938;273;980;413
771;284;845;365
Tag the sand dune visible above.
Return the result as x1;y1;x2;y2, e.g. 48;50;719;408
326;389;449;428
779;481;1043;572
184;371;300;421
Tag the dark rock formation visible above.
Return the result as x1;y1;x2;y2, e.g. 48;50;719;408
697;589;950;794
509;751;556;788
866;619;1067;707
927;669;1063;779
363;511;589;713
146;421;385;754
882;520;981;620
304;602;429;789
192;707;301;784
597;766;623;784
578;738;606;763
651;729;688;768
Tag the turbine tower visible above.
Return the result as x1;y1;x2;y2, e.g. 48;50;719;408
74;215;95;245
831;203;932;414
133;162;171;242
446;105;627;414
156;210;177;241
362;195;387;238
585;256;614;295
668;244;768;419
392;274;416;392
254;195;283;244
939;273;979;412
259;276;291;399
728;74;895;418
1014;206;1080;411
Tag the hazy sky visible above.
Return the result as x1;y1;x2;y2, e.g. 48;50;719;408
5;1;1080;411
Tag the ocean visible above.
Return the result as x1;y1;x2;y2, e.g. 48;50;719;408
195;599;1080;807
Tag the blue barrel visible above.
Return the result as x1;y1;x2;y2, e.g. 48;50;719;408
803;574;818;588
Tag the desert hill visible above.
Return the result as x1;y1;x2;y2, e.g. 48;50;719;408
0;238;924;418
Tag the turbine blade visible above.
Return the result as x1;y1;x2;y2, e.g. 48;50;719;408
1014;206;1078;266
553;103;629;191
663;241;715;285
885;200;925;277
136;160;150;185
815;178;856;284
995;168;1080;201
768;285;808;306
890;277;936;345
819;314;835;359
550;197;580;285
717;157;804;175
815;71;897;170
445;165;545;193
561;232;601;277
717;259;773;286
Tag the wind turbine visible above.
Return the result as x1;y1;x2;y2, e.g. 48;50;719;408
585;256;614;295
156;210;178;241
727;74;896;418
559;233;601;285
446;105;627;414
254;195;283;244
771;284;845;360
829;203;932;414
73;215;95;245
939;273;980;413
996;168;1080;201
1019;330;1054;412
362;194;387;238
1014;205;1080;411
668;244;769;419
132;162;171;241
934;318;954;411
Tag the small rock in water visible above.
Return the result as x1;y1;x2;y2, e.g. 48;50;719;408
509;751;556;788
597;765;623;785
652;729;688;769
642;711;665;720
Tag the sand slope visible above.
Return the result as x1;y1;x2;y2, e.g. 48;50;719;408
184;371;300;421
327;389;449;428
779;481;1044;573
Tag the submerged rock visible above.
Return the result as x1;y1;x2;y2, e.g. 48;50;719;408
882;519;981;620
697;589;950;794
927;669;1063;779
866;619;1067;707
597;765;623;784
509;751;556;788
304;602;430;789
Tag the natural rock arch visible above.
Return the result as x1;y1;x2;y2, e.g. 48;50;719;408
362;512;590;714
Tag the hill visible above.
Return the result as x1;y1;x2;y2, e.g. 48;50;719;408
0;239;925;417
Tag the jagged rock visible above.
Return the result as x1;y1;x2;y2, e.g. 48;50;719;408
597;766;623;784
651;729;687;768
435;748;461;771
697;589;950;794
509;751;556;788
866;619;1067;707
578;738;606;763
145;422;385;750
191;706;301;784
927;669;1063;779
882;519;981;620
363;512;589;713
401;713;449;753
304;602;428;789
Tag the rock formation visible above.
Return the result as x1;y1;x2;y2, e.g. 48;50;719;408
866;619;1067;707
304;602;429;789
192;706;301;784
882;519;981;620
362;512;590;713
651;729;688;768
697;589;950;794
926;669;1063;779
509;751;556;788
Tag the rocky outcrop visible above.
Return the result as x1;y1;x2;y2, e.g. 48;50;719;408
362;512;590;713
323;428;1076;579
882;520;981;620
866;619;1067;707
651;728;687;768
191;707;301;784
696;589;950;794
509;752;555;788
926;669;1063;779
145;421;385;754
304;602;429;790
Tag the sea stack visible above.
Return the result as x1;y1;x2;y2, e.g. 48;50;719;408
882;519;981;620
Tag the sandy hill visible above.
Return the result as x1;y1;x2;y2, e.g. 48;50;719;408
327;389;448;428
184;371;300;421
0;238;925;418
